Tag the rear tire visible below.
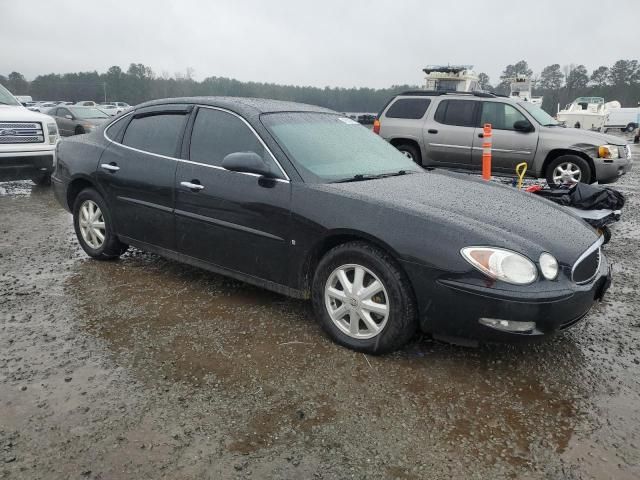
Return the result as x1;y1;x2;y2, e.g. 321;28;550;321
311;241;417;354
73;188;128;260
395;142;422;166
545;155;592;187
31;173;51;186
74;126;85;135
625;123;636;133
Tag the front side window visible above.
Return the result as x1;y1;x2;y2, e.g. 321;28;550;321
385;98;431;119
519;102;558;126
122;113;186;157
434;100;477;127
58;108;71;118
262;113;421;182
189;108;271;169
480;102;528;130
69;107;110;120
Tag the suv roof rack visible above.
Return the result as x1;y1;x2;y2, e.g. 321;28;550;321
398;90;497;98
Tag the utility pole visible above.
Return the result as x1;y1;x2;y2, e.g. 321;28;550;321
103;82;107;102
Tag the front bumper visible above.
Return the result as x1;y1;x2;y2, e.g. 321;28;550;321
0;148;56;182
593;151;632;184
402;253;611;342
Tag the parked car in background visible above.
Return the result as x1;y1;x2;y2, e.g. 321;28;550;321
375;91;632;186
0;83;59;185
48;106;110;136
51;96;611;353
76;101;97;107
98;103;128;116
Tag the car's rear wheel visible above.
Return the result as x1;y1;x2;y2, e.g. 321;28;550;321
395;142;422;166
546;155;591;187
74;126;85;135
311;241;417;354
73;188;128;260
31;173;51;186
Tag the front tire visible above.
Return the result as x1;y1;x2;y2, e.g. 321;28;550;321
395;142;422;166
31;173;51;186
311;241;417;354
625;123;636;133
73;188;128;260
545;155;592;187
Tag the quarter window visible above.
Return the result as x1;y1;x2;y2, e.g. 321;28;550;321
122;113;186;157
480;102;528;130
189;108;272;170
434;100;477;127
385;98;431;119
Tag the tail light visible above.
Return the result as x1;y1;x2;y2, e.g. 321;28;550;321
373;119;380;135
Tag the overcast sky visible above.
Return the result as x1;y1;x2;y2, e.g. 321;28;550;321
2;0;639;88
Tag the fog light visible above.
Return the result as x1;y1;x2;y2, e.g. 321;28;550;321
479;318;536;333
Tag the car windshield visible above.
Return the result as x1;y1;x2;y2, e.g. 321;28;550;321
69;107;110;119
0;84;22;106
262;112;421;182
519;102;558;126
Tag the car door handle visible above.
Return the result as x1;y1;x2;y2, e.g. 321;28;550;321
427;129;438;134
100;163;120;172
180;181;205;191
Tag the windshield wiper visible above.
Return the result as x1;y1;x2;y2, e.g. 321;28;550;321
332;170;411;183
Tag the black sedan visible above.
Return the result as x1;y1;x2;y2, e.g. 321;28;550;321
51;97;611;353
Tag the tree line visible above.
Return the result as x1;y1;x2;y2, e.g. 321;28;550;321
478;59;640;113
2;59;639;114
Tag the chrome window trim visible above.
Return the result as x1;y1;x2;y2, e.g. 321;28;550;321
571;236;604;284
103;105;290;183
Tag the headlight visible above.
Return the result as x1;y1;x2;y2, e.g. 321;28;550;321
539;252;559;280
47;122;59;144
598;145;619;159
461;247;537;285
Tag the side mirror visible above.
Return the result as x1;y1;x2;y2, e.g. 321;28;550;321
222;151;273;178
65;114;73;120
513;120;533;132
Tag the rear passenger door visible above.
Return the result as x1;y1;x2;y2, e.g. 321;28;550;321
97;105;191;250
424;99;479;169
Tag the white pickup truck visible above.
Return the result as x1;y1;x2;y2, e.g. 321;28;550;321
0;84;59;185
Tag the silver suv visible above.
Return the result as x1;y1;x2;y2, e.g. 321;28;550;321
376;91;632;186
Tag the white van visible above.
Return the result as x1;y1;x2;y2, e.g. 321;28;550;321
605;103;640;132
0;84;59;185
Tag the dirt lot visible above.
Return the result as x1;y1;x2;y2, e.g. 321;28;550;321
1;146;639;479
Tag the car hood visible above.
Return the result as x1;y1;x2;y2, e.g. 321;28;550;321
0;105;55;123
543;125;625;145
319;170;599;264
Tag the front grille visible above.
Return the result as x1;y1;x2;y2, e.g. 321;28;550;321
572;242;602;284
0;121;44;144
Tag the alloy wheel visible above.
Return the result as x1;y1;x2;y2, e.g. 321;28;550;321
79;200;106;249
552;162;582;184
324;264;389;339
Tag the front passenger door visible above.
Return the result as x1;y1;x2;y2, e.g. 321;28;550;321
175;106;291;286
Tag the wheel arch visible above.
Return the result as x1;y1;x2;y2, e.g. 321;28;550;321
299;229;410;297
542;149;595;180
66;175;101;211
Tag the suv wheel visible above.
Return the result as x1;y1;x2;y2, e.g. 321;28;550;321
395;143;422;165
311;241;417;354
73;188;128;260
546;155;591;187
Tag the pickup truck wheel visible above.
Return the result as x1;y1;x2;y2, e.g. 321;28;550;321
395;143;422;166
31;173;51;186
625;123;637;133
546;155;591;187
73;188;128;260
312;241;417;354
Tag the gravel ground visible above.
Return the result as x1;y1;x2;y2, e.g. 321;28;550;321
1;144;639;479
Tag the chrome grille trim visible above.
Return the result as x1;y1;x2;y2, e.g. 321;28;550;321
571;236;604;285
0;121;44;144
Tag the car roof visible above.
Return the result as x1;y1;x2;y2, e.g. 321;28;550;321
135;96;336;119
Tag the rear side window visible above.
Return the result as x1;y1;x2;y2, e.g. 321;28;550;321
385;98;431;119
189;108;268;168
122;113;186;157
434;100;477;127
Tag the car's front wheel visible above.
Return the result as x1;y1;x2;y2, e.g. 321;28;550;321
546;155;591;187
73;188;128;260
312;241;417;354
395;142;422;166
